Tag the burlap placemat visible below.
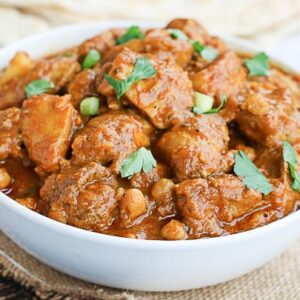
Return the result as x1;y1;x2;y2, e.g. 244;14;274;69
1;231;300;300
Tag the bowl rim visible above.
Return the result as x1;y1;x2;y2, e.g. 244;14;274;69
1;20;300;250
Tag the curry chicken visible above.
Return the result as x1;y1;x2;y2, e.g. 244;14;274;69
1;18;300;240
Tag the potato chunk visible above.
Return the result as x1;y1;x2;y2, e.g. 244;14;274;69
144;29;194;66
98;48;194;129
0;55;80;109
22;94;77;175
0;107;22;160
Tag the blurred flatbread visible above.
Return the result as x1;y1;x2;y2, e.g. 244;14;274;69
0;0;300;45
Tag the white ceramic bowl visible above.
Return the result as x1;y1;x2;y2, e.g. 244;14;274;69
0;21;300;292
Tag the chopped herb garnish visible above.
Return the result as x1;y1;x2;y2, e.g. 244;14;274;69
121;147;157;178
25;80;54;98
105;56;156;99
80;97;100;116
192;93;227;115
193;41;218;62
244;52;269;77
234;150;273;195
201;47;219;62
82;49;101;69
116;26;144;45
283;141;300;192
205;94;227;114
192;92;214;114
167;28;189;41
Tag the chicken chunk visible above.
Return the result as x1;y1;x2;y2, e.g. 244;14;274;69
166;18;226;52
78;29;124;57
144;29;194;66
22;94;78;175
155;114;231;180
175;175;265;238
0;52;34;109
71;111;153;173
40;162;118;231
0;108;22;160
0;55;80;109
166;18;210;44
236;83;300;148
68;69;99;107
98;48;194;129
190;51;247;119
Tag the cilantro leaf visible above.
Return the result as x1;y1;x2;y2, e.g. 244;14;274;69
105;56;156;99
193;41;218;62
116;26;144;45
167;28;189;41
129;57;157;82
234;150;273;195
244;52;269;77
283;141;300;192
121;147;157;178
25;80;54;98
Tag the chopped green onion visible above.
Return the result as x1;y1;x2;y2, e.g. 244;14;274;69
116;26;144;45
204;94;227;114
193;41;218;62
82;49;101;69
167;29;189;41
201;47;219;62
192;92;214;114
25;80;54;98
80;97;100;115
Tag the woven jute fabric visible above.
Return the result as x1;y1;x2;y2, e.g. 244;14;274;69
1;231;300;300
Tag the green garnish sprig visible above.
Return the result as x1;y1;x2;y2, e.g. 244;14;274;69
283;141;300;192
234;150;273;195
116;26;144;45
244;52;269;77
25;80;54;98
121;147;157;178
105;56;156;100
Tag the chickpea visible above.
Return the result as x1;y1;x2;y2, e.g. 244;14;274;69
151;178;177;217
242;93;269;116
0;168;11;189
120;189;147;225
161;220;187;240
15;197;36;210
